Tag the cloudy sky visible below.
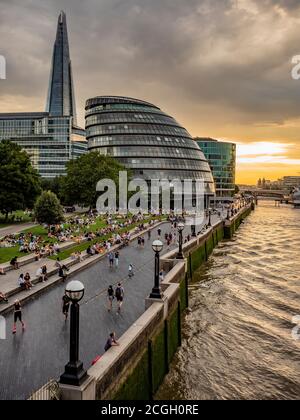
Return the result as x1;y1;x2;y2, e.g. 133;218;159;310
1;0;300;184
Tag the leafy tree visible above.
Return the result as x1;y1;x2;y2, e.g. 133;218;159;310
34;191;64;226
61;152;127;208
0;140;41;219
41;176;64;201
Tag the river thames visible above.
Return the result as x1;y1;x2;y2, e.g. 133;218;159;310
157;202;300;400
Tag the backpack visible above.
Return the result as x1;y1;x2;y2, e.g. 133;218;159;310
115;287;122;299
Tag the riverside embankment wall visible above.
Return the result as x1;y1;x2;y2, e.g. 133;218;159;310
60;205;254;400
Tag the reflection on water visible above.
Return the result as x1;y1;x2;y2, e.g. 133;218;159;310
156;203;300;400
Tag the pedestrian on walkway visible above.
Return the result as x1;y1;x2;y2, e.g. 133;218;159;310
158;228;162;238
128;264;134;278
115;283;124;313
148;229;151;240
108;252;114;269
12;299;25;334
104;332;119;352
62;292;71;321
114;251;119;269
59;265;69;282
107;285;114;312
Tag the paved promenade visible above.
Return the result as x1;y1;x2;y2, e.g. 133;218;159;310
0;223;37;239
0;213;225;400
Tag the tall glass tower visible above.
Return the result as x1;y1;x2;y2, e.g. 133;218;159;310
46;11;77;124
0;11;87;178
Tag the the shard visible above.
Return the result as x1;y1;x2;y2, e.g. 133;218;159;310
46;10;77;124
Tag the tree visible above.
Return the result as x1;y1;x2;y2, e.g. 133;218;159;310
0;140;41;219
34;191;64;226
41;176;64;201
61;152;127;208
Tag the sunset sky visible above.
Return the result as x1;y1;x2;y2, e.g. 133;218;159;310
0;0;300;184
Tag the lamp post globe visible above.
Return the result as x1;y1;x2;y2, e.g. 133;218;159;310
152;240;164;253
60;280;87;386
65;280;85;302
150;240;164;299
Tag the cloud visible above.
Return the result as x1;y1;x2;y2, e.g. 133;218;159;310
0;0;300;160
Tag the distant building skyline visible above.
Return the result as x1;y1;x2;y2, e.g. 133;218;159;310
0;11;86;178
0;2;300;183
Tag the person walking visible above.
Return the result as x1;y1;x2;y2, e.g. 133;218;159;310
107;285;114;312
62;292;71;321
128;264;134;278
108;252;114;269
59;264;69;282
104;332;119;352
12;300;25;334
158;228;162;238
115;283;124;314
114;251;119;269
148;229;151;240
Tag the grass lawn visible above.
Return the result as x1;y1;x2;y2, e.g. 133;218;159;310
0;246;29;265
49;217;162;261
0;210;33;226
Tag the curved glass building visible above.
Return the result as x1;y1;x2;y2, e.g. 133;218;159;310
86;96;215;201
195;138;236;198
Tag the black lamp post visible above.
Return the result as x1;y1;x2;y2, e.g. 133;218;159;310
207;208;212;227
191;224;196;237
177;222;185;259
60;280;87;386
227;206;231;220
150;240;164;299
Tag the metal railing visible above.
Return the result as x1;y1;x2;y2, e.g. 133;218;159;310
28;379;61;400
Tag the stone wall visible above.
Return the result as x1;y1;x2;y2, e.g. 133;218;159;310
60;205;254;400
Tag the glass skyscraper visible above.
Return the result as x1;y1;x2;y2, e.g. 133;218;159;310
0;11;87;178
86;96;215;203
195;138;236;198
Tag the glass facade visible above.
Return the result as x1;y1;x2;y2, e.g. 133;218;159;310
195;138;236;198
46;11;77;124
86;96;215;198
0;12;87;178
0;113;87;178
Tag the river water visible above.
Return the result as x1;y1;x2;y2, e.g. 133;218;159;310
156;202;300;400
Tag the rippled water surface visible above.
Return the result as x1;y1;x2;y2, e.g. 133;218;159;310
157;203;300;400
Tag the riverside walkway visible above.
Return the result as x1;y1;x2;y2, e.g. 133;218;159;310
0;214;224;400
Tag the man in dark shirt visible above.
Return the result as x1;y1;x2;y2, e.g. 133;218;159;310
104;332;119;352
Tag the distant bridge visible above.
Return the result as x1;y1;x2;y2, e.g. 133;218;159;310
239;188;288;201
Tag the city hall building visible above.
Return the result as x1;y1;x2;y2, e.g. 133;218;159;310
0;11;87;178
86;96;215;207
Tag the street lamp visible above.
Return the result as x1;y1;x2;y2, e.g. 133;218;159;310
60;280;87;386
207;208;212;227
177;222;185;259
227;206;231;220
191;224;196;237
150;240;164;299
